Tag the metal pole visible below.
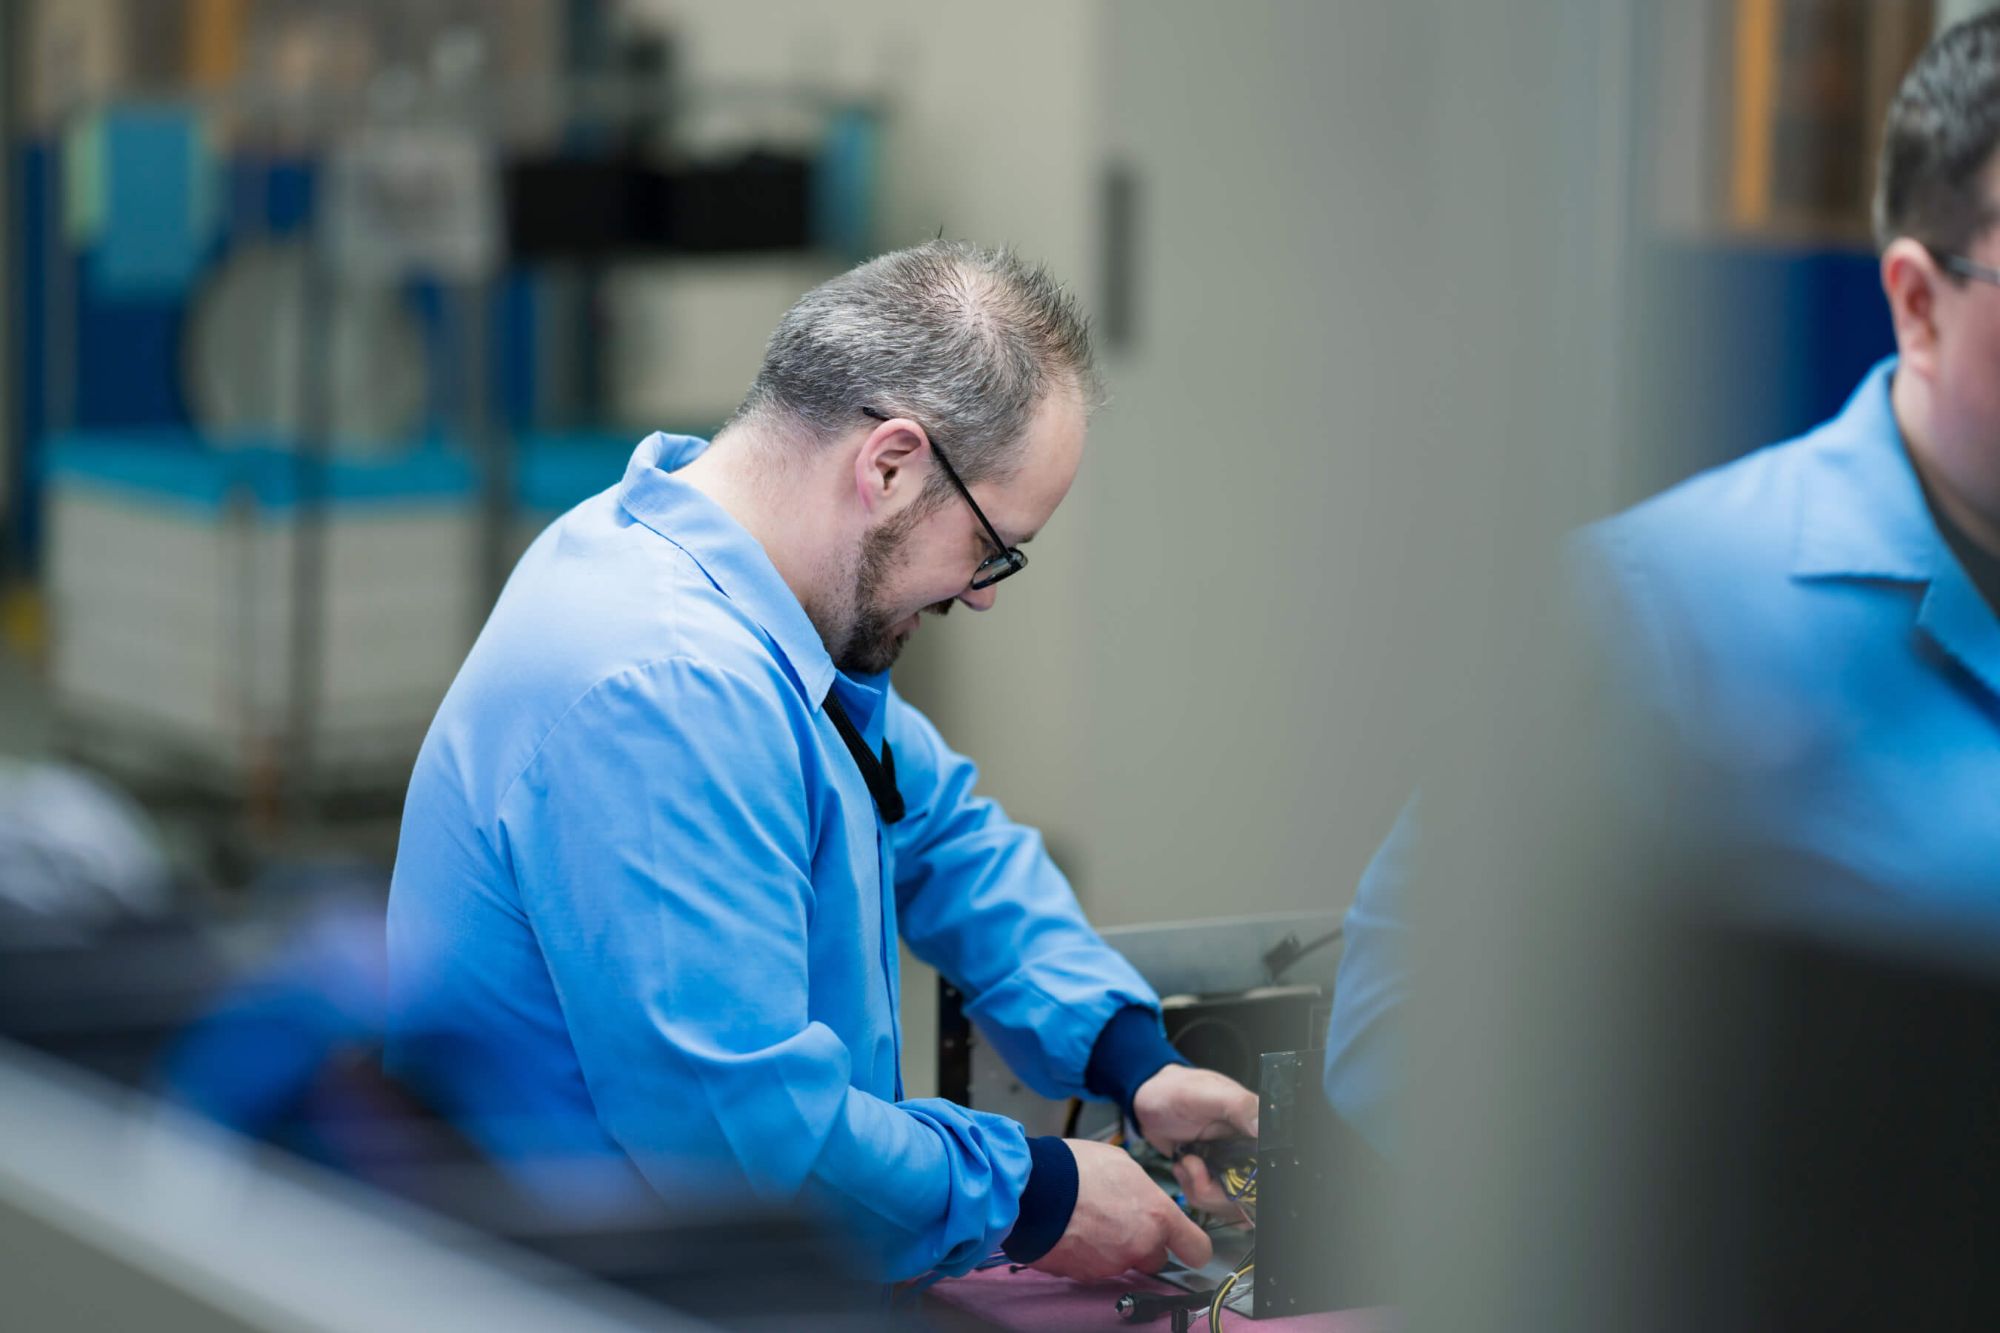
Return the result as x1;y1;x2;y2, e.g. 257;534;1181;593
283;249;332;825
0;0;18;569
458;276;511;613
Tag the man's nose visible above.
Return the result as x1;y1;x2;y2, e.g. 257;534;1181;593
958;584;998;612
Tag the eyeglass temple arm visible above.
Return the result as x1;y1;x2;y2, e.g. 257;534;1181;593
861;408;1018;560
1925;246;2000;285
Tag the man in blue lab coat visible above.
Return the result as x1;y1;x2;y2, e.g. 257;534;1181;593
1322;12;2000;1159
387;242;1255;1281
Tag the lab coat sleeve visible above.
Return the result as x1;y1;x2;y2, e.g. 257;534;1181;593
1323;796;1420;1160
1323;534;1687;1162
497;658;1032;1280
884;694;1163;1102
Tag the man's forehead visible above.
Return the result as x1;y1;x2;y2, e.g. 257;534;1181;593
977;486;1050;550
983;399;1085;537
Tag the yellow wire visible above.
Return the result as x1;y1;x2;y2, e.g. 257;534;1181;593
1208;1258;1254;1329
1208;1273;1236;1329
1218;1165;1257;1225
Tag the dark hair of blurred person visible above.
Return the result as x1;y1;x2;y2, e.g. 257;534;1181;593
1876;10;2000;258
1876;9;2000;573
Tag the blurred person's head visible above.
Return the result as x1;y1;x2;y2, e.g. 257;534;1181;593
1877;11;2000;543
698;241;1099;674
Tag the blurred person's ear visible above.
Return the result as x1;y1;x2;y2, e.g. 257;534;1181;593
1882;238;1945;380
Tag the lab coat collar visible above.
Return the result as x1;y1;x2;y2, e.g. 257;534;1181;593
1790;358;1937;583
1791;357;2000;700
616;432;838;707
1920;565;2000;703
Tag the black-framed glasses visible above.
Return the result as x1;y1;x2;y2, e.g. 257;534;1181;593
1926;245;2000;289
861;406;1028;590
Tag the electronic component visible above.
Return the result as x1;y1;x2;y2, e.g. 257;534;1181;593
1181;1135;1258;1174
940;912;1341;1138
1251;1049;1392;1319
1114;1287;1211;1328
1161;984;1328;1095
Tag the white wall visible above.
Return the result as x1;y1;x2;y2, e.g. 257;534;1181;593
1075;1;1437;928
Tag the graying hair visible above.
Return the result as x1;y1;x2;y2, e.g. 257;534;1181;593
730;240;1100;501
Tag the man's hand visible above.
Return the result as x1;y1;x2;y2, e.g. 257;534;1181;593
1030;1140;1214;1280
1171;1153;1246;1221
1132;1064;1260;1217
1132;1064;1259;1154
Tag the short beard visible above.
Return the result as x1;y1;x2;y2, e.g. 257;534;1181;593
831;511;921;676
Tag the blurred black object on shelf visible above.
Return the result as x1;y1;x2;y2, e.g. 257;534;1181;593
664;152;815;252
505;151;814;259
1252;1049;1392;1320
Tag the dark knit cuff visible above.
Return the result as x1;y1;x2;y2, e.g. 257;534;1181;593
1084;1004;1188;1136
1001;1135;1078;1264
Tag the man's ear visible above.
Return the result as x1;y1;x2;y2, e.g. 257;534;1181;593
852;417;928;517
1882;238;1945;382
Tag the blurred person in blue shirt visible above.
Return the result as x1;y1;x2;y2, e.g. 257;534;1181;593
387;242;1253;1282
1321;13;2000;1160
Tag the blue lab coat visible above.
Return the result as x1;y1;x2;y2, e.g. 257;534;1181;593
387;433;1165;1279
1326;359;2000;1155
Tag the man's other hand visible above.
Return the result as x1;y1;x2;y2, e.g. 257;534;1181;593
1132;1064;1259;1155
1171;1153;1247;1221
1132;1065;1260;1216
1030;1140;1213;1280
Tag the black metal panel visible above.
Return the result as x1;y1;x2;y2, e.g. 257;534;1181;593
937;978;972;1108
1253;1048;1393;1319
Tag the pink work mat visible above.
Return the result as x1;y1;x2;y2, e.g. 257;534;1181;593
926;1265;1396;1331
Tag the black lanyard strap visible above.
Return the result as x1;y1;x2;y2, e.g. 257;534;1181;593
823;693;905;824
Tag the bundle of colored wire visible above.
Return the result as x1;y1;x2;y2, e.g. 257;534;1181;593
1209;1255;1255;1328
1218;1163;1257;1223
